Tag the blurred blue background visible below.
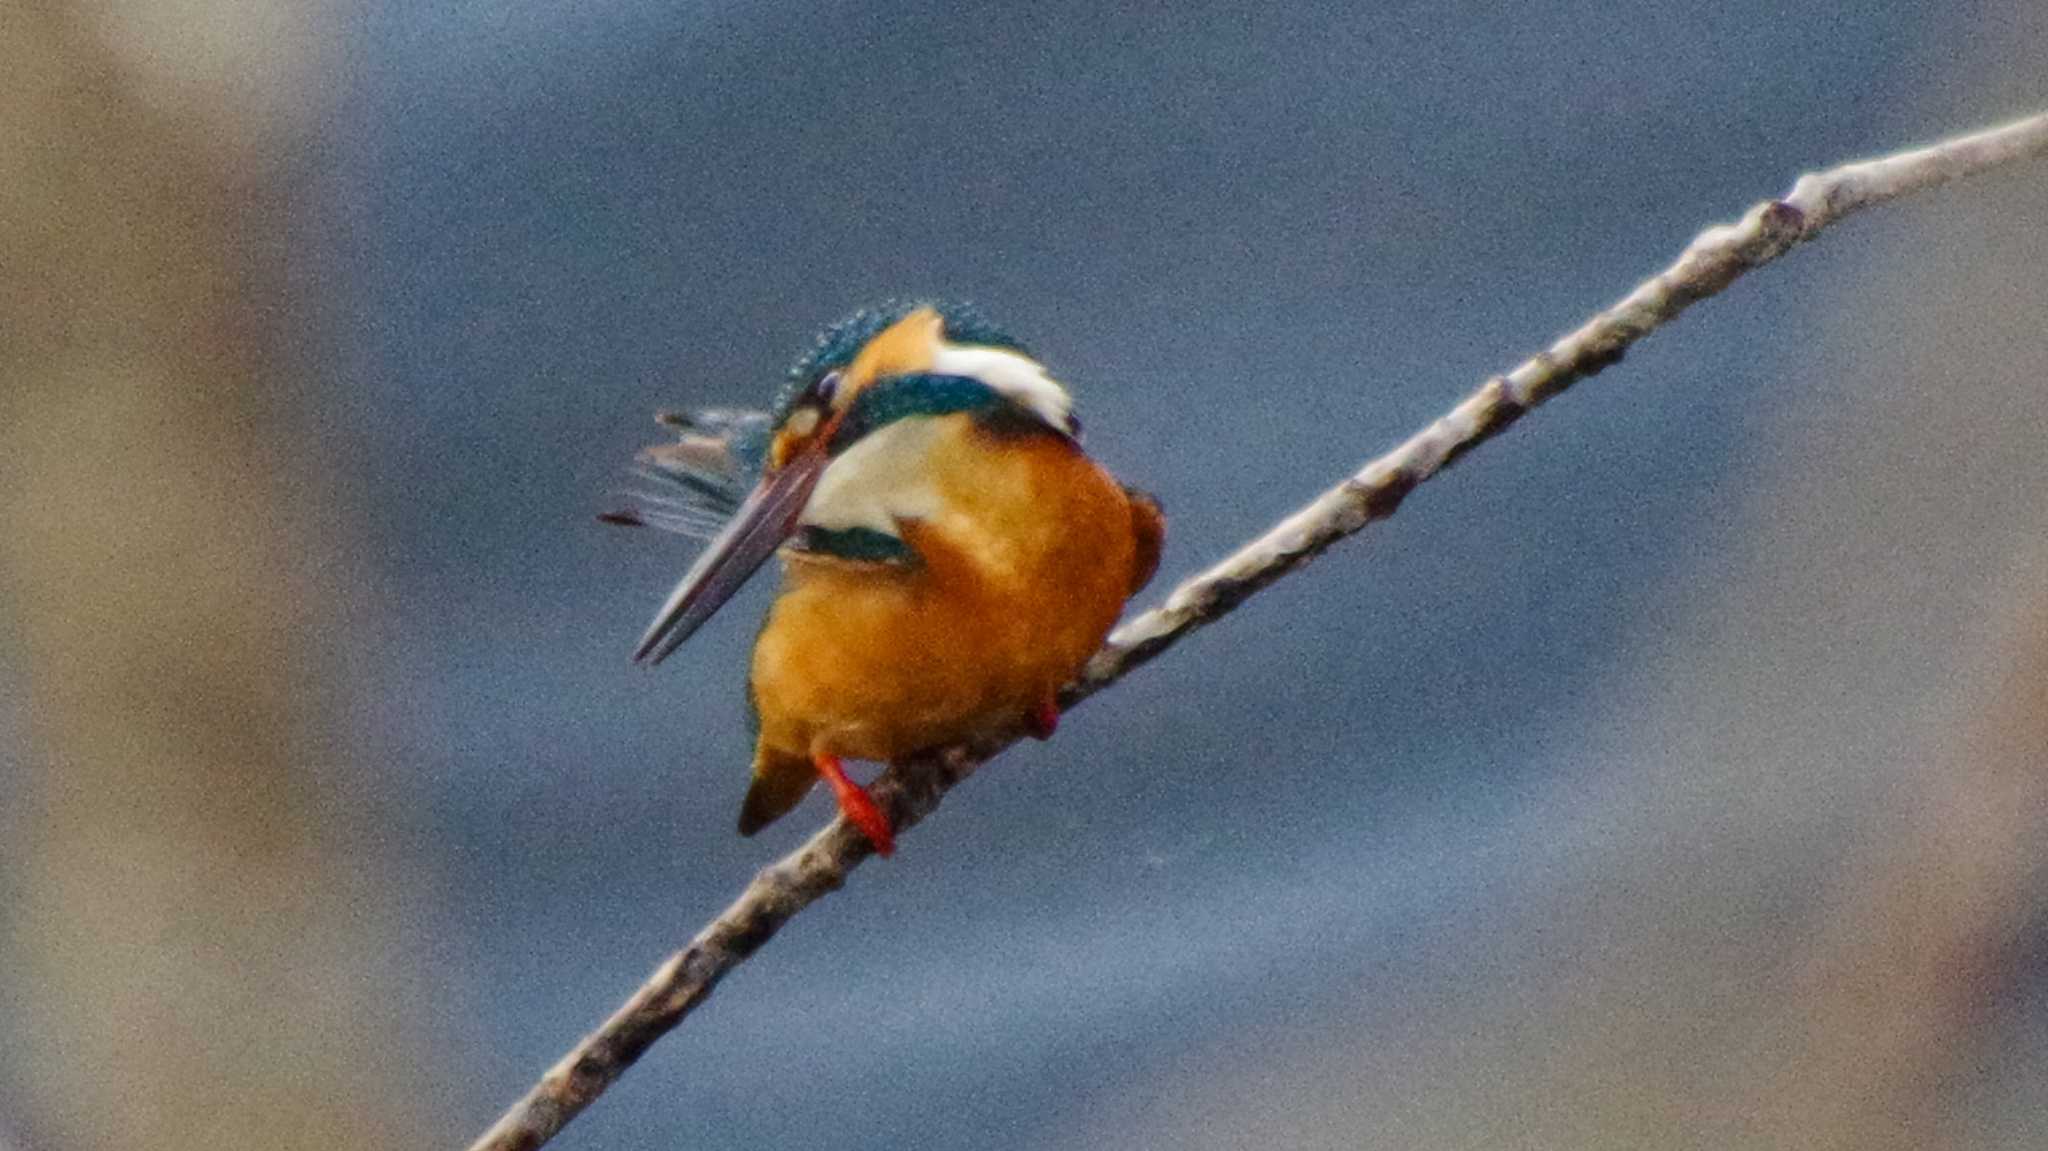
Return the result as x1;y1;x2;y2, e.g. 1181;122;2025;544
4;3;2046;1149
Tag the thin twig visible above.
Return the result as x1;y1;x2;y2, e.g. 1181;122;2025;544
468;109;2048;1151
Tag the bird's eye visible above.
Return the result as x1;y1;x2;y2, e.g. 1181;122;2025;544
815;370;844;405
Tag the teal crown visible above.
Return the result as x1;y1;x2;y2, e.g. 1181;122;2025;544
775;301;1030;422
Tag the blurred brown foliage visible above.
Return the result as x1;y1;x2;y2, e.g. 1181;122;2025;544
0;8;432;1149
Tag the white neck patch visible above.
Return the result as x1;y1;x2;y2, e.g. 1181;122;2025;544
799;417;943;536
797;337;1077;539
929;342;1076;436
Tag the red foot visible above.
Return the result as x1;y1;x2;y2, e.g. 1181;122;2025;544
814;753;895;857
1025;698;1060;741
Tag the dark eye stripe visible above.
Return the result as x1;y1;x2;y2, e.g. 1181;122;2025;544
830;373;1003;454
793;525;917;563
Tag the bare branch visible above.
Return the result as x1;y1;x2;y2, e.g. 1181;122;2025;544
467;109;2048;1151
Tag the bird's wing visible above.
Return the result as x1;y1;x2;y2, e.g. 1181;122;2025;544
599;408;773;539
1123;485;1166;596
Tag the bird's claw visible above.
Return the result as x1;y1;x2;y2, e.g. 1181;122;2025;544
1025;699;1060;740
814;753;895;856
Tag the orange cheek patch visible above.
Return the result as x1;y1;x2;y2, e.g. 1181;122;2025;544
770;408;826;468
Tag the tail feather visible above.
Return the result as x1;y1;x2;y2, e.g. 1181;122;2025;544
738;746;817;836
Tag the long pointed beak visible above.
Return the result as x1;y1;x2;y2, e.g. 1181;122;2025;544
633;442;828;665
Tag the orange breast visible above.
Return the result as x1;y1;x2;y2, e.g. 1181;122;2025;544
749;415;1143;762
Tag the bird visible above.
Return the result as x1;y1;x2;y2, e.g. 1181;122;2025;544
605;302;1164;856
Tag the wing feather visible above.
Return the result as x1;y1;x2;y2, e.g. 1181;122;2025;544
601;408;772;535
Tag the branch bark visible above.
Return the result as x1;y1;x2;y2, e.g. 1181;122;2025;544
467;109;2048;1151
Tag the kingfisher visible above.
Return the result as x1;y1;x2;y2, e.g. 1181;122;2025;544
607;302;1164;856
